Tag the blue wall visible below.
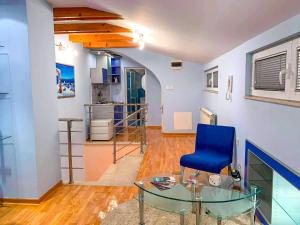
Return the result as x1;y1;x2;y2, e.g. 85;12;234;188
202;14;300;175
0;0;38;198
0;0;61;199
116;49;203;133
27;0;61;197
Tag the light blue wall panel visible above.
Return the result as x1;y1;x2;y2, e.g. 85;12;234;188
202;14;300;175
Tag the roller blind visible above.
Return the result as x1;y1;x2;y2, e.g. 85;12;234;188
213;71;218;88
254;53;286;91
297;49;300;91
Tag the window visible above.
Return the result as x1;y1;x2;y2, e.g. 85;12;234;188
205;67;218;92
296;49;300;91
251;37;300;101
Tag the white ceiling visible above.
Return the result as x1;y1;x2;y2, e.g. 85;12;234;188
48;0;300;63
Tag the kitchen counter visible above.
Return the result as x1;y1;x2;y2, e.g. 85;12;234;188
84;103;124;139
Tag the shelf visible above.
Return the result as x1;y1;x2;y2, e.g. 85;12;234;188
0;93;9;95
0;136;12;141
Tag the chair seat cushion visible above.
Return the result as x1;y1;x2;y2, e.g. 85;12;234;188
180;150;231;173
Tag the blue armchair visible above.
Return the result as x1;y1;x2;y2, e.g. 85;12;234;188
180;124;235;177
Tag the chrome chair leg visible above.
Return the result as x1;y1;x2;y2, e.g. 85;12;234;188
180;214;185;225
193;170;200;177
227;165;232;176
139;182;145;225
250;185;258;225
195;200;201;225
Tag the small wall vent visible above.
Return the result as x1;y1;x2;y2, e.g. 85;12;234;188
171;60;182;70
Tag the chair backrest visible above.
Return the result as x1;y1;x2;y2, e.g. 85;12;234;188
195;123;235;158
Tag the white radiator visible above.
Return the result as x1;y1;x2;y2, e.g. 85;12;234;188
200;108;217;125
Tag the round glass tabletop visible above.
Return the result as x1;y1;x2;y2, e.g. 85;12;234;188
134;172;262;204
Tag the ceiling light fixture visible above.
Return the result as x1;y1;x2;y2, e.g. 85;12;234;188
133;30;139;43
55;42;66;51
55;41;78;57
133;30;145;50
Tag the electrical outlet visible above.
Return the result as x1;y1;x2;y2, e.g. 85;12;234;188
165;85;175;90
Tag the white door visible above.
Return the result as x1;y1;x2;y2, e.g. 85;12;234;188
160;93;165;132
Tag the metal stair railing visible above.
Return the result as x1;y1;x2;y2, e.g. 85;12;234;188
112;105;147;163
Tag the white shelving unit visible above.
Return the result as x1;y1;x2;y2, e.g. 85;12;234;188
0;52;18;199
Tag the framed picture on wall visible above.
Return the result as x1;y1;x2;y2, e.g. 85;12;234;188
56;63;75;98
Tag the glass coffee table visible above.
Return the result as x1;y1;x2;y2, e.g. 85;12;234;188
134;172;262;225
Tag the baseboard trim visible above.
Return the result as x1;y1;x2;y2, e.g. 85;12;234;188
1;180;62;205
146;126;161;129
39;180;63;201
162;133;196;137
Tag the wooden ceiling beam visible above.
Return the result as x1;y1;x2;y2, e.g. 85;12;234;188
69;34;133;43
53;7;122;21
54;23;131;34
83;41;138;48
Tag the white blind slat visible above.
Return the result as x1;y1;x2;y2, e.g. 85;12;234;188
213;71;218;88
254;53;286;91
206;73;212;87
296;49;300;91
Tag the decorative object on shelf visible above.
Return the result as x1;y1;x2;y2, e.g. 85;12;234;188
108;56;121;84
209;174;222;186
114;76;118;83
56;63;75;98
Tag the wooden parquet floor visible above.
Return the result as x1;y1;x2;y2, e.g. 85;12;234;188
0;128;196;225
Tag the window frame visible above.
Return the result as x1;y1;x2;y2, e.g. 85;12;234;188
205;67;218;92
290;37;300;101
251;41;292;100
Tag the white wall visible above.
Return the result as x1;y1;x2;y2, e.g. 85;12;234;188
146;70;161;126
55;35;96;119
201;14;300;175
115;49;203;133
26;0;60;197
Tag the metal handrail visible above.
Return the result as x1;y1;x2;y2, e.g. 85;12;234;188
84;103;148;164
114;106;146;127
84;103;146;107
112;106;147;164
84;103;147;138
58;118;83;184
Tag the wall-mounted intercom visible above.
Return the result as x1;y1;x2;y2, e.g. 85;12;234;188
226;75;233;101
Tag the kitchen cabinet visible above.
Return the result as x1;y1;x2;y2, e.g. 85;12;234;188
90;68;108;84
